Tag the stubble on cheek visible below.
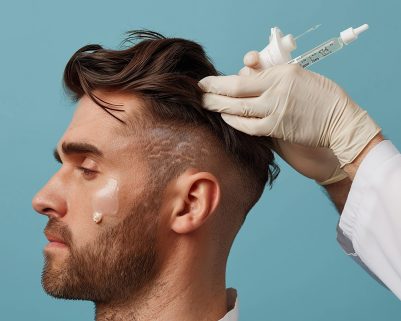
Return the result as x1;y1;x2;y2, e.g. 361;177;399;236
41;196;161;303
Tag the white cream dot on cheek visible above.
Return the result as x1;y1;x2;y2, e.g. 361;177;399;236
93;212;103;223
92;178;119;223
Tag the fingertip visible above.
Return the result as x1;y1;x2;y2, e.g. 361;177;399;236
221;113;242;128
201;93;232;112
221;113;274;136
243;51;260;68
221;113;253;135
201;93;216;110
198;76;213;92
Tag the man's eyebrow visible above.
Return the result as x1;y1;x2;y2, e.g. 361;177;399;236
53;142;104;162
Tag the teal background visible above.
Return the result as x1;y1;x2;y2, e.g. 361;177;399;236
1;0;400;320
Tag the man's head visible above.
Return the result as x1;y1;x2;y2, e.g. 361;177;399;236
32;30;279;304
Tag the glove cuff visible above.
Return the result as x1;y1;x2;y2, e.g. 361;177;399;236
317;166;349;185
331;110;382;167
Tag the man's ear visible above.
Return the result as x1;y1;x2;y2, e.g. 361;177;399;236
168;169;221;234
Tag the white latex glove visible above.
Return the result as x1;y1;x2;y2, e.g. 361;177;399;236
236;52;347;185
276;141;349;185
199;55;381;169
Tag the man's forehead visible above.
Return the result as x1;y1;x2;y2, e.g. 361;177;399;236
72;93;145;126
60;93;147;153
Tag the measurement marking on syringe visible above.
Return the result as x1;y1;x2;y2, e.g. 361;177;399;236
287;25;369;69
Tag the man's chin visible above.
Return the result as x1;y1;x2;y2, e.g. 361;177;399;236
42;272;91;301
41;255;77;300
42;256;105;302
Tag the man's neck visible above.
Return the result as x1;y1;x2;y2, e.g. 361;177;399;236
95;244;228;321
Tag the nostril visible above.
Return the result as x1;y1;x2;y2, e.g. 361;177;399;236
32;195;54;215
32;185;67;218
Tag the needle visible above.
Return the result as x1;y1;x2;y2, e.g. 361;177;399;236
294;24;322;40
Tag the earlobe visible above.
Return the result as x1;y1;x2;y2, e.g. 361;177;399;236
170;170;221;235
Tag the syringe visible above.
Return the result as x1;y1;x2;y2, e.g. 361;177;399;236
288;24;369;68
255;24;369;70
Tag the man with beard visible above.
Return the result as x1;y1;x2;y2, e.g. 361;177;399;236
32;30;280;321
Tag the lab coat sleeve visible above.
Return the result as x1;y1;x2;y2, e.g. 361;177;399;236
337;140;401;299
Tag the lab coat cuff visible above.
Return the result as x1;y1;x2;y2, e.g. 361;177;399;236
339;140;400;241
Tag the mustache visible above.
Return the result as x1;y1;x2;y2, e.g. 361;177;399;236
44;218;73;246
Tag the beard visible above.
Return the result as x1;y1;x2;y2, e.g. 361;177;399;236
41;196;160;304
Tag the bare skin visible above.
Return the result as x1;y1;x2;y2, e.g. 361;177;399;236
32;93;239;321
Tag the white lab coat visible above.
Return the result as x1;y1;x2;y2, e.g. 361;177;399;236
338;140;401;299
221;140;400;321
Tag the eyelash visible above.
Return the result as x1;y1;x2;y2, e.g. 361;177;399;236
77;167;98;179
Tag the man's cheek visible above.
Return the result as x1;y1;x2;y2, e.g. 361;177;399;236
67;177;121;246
69;218;97;248
91;178;120;224
66;190;97;246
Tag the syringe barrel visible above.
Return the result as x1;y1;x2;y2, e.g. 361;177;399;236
287;37;344;68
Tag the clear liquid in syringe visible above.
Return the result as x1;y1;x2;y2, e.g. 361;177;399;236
288;38;343;68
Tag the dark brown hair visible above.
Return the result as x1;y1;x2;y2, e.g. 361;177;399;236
63;30;279;214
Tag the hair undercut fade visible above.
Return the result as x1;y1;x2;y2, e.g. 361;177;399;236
63;30;280;218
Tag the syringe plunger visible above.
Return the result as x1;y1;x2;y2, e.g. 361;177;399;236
340;24;369;45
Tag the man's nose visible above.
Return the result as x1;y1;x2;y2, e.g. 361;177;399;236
32;175;67;219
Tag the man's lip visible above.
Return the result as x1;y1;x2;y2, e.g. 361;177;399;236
44;232;66;244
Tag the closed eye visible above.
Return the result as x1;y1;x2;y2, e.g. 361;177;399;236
77;167;98;180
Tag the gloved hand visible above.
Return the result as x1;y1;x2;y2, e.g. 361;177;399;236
272;139;348;185
199;54;381;171
237;53;347;185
